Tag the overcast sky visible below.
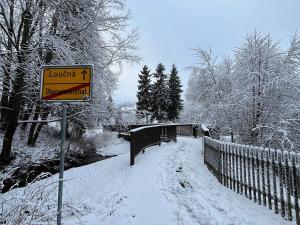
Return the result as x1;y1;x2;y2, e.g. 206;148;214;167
114;0;300;104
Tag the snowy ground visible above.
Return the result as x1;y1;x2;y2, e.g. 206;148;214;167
0;128;61;181
1;137;294;225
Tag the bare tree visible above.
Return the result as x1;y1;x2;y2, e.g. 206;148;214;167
0;0;140;163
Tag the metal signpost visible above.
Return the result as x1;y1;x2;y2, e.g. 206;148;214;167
40;65;93;225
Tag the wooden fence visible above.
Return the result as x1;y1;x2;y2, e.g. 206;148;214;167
204;136;300;225
130;125;177;166
130;124;204;166
103;124;154;133
176;124;194;136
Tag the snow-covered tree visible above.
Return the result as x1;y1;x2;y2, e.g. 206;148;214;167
151;63;168;121
0;0;139;163
185;48;233;135
186;31;300;151
167;64;183;121
136;65;152;116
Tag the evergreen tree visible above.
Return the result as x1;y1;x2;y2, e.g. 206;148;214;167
136;65;152;116
167;64;183;121
151;63;168;121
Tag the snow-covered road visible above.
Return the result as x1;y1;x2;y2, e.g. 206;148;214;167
2;137;294;225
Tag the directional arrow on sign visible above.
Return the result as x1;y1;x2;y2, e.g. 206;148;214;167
40;64;93;102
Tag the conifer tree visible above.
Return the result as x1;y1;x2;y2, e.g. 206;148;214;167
167;64;183;121
151;63;168;121
136;65;152;115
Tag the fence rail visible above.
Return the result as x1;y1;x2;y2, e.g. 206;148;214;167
103;124;154;133
130;124;204;166
176;124;194;136
130;124;178;165
204;136;300;225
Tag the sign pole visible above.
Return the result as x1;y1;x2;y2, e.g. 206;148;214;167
39;64;93;224
57;104;67;225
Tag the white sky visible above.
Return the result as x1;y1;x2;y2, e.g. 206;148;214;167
114;0;300;104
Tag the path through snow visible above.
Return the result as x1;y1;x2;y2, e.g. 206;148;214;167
2;137;294;225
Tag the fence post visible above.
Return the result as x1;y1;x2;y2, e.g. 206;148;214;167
236;145;243;194
241;145;248;197
292;152;300;225
266;148;272;210
229;144;233;190
235;145;242;193
193;126;197;138
130;131;135;166
220;143;224;185
278;150;286;218
239;145;244;195
252;147;257;203
224;143;227;187
284;151;292;221
232;144;236;192
256;148;262;205
247;146;252;200
226;143;229;187
218;141;222;183
260;147;266;206
271;149;278;214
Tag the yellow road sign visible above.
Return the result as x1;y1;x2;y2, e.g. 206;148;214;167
40;65;93;102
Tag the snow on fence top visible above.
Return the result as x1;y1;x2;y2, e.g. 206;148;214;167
201;124;209;132
203;136;300;225
130;123;204;133
130;124;170;133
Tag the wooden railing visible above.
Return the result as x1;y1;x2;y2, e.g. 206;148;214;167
129;124;205;166
204;136;300;225
176;124;195;136
103;124;154;133
130;124;177;166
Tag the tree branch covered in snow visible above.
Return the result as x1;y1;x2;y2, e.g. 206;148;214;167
0;0;140;162
185;31;300;151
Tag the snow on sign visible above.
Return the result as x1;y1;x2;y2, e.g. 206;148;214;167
40;65;93;102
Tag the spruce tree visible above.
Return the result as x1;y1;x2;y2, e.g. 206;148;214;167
136;65;152;116
167;64;183;121
151;63;168;121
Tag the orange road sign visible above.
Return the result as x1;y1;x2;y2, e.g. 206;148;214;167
40;65;93;102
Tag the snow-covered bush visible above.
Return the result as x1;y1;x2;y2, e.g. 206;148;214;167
82;129;122;151
0;173;90;225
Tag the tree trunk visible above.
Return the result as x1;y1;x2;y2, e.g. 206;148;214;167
0;2;14;130
1;121;18;163
0;71;10;129
0;6;32;164
20;108;32;131
0;66;25;163
30;110;50;146
27;105;41;146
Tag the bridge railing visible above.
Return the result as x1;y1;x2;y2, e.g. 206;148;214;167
103;124;155;133
204;136;300;225
130;124;205;166
176;124;194;136
130;124;177;165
